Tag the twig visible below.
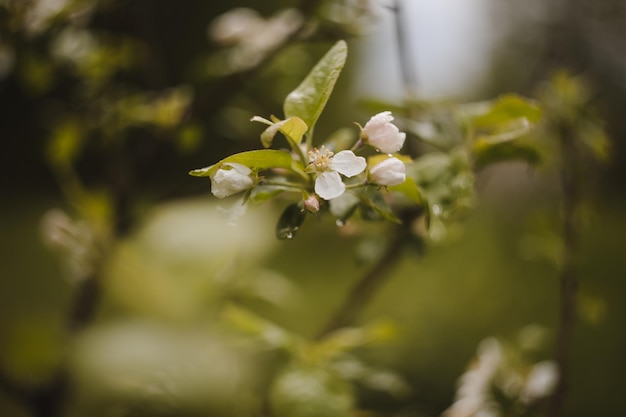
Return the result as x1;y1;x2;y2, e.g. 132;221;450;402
548;122;580;417
390;0;422;158
316;207;421;339
391;0;418;98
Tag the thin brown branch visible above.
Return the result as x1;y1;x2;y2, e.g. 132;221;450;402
316;208;422;339
548;122;580;417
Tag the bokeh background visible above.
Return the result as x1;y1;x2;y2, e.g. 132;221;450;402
1;0;625;416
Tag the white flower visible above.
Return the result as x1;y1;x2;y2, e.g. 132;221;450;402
210;162;254;198
362;111;406;153
307;146;366;200
369;157;406;186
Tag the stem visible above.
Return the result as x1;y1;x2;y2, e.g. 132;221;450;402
392;0;418;98
391;0;422;159
316;210;420;338
262;180;307;190
548;122;580;417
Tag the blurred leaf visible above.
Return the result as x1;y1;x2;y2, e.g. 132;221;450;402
176;123;203;153
359;190;401;224
332;357;411;398
322;127;358;152
409;149;474;219
189;149;296;177
20;51;55;95
47;118;84;167
284;40;347;134
249;184;292;204
389;176;424;205
315;320;398;361
579;121;611;163
270;366;354;417
276;203;306;240
329;191;359;222
578;291;608;325
463;94;542;131
71;322;255;415
473;140;542;170
222;304;302;350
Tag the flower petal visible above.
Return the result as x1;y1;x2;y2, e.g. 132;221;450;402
330;150;366;177
364;111;393;129
315;170;345;200
369;157;406;186
210;162;254;198
362;111;406;153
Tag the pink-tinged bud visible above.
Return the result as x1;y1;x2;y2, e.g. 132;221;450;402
362;111;406;154
369;157;406;186
303;195;320;213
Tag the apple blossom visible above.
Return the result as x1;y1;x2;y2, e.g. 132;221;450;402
306;146;366;200
369;157;406;186
362;111;406;154
210;162;254;198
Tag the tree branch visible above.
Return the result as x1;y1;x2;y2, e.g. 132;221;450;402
548;122;580;417
316;209;422;339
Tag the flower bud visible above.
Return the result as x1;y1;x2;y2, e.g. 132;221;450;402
369;157;406;186
210;162;254;198
303;195;320;213
362;111;406;154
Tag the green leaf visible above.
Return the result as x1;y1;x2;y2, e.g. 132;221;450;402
359;191;401;224
389;177;424;205
249;184;293;204
283;40;348;133
189;149;295;177
270;366;354;417
464;94;542;131
256;116;307;149
473;140;542;170
322;127;358;152
279;117;308;147
316;320;398;359
276;203;307;240
222;304;301;350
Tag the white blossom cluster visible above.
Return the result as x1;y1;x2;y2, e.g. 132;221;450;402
209;111;407;209
443;336;559;417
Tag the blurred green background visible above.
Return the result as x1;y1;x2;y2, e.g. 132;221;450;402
1;1;625;416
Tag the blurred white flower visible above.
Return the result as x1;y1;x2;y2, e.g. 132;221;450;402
369;156;406;186
209;8;265;45
23;0;69;35
207;8;303;74
443;338;502;417
210;162;254;198
307;146;366;200
40;209;96;283
51;27;96;64
520;361;559;404
362;111;406;153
